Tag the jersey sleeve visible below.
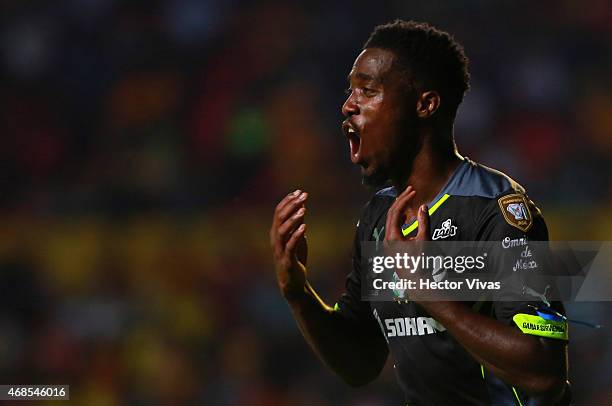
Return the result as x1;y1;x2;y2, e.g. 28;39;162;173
477;192;568;341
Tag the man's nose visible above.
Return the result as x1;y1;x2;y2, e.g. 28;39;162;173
342;93;359;117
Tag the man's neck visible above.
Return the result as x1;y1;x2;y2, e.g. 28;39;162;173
393;134;462;210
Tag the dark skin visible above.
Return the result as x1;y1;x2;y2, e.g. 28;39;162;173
270;48;567;400
270;189;388;386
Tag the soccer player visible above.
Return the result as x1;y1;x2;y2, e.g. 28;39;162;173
270;20;570;405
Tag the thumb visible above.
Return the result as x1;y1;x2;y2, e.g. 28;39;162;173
416;205;430;240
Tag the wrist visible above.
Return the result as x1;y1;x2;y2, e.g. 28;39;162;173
282;282;309;304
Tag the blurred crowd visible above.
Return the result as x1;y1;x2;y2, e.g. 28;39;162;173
0;1;611;404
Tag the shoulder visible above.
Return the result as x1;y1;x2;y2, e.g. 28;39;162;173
354;186;395;236
462;161;545;239
446;158;525;200
446;158;545;239
364;186;396;218
374;186;397;198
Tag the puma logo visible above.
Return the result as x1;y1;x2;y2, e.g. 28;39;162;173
373;226;385;249
522;285;551;307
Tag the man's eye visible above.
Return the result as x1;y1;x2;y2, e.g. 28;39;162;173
363;88;377;97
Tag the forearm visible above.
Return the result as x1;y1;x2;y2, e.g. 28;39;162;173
286;281;388;386
420;301;567;398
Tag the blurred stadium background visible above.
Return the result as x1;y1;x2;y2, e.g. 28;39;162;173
0;0;611;404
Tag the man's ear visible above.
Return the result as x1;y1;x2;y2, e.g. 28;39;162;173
416;91;441;119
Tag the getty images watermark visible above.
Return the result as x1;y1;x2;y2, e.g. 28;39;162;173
361;241;612;302
371;250;493;292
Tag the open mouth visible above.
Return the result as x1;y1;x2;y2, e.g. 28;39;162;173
343;124;362;164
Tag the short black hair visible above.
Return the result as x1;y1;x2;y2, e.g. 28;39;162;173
364;20;470;117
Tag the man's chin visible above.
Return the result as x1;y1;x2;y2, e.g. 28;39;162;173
361;166;389;188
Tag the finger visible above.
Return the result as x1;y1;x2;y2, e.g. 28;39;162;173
391;186;415;217
286;223;306;255
272;189;302;228
386;190;416;236
277;189;302;213
276;192;308;226
397;185;414;199
271;192;306;246
415;204;430;240
384;207;401;240
277;207;306;244
388;185;413;215
396;190;417;223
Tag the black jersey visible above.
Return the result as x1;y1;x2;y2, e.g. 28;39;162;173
335;158;569;406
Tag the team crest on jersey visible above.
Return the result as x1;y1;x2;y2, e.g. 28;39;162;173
498;194;533;232
432;219;457;240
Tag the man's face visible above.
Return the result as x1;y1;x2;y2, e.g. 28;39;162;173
342;48;419;186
